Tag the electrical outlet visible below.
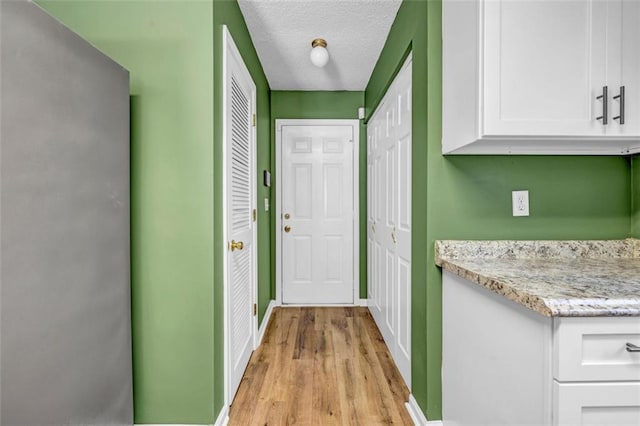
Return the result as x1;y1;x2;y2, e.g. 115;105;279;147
264;197;269;212
512;190;529;217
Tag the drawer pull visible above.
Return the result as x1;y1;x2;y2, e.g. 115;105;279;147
626;342;640;353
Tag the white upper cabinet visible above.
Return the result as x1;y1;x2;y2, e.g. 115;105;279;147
443;0;640;155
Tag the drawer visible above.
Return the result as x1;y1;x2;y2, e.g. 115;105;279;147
554;316;640;382
553;381;640;426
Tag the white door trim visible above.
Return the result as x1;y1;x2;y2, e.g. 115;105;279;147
222;25;258;409
275;119;360;306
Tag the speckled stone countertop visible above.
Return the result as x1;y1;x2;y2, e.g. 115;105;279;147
435;239;640;317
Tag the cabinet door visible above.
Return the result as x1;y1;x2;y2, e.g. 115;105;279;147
554;382;640;425
607;0;640;138
484;0;607;137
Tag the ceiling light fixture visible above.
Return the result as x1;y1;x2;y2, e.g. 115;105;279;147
310;38;329;68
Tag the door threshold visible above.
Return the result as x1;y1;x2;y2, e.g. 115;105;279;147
279;299;368;308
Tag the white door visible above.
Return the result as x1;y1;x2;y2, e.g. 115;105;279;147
368;55;412;386
279;122;356;304
483;0;608;137
223;27;256;403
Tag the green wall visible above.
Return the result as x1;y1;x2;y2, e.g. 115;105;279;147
38;0;217;422
270;91;367;298
366;0;632;420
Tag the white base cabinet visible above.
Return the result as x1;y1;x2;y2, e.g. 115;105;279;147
443;0;640;155
443;271;640;426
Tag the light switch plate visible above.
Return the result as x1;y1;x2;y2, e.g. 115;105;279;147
512;190;529;217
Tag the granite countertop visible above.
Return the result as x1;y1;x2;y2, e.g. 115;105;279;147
435;239;640;317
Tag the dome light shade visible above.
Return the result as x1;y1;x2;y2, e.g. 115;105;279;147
310;38;329;68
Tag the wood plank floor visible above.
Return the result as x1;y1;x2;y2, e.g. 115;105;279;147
228;307;413;425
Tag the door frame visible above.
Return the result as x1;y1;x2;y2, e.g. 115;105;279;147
222;25;258;408
275;119;360;306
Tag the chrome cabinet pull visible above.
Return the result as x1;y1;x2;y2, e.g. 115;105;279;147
596;86;608;125
627;342;640;353
613;86;625;125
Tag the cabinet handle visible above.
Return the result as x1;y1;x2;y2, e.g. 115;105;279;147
627;342;640;353
613;86;625;125
596;86;608;125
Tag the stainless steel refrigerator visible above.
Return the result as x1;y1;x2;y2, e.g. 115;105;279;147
1;1;132;424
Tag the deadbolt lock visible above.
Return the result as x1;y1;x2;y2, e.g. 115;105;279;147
284;225;291;233
284;213;290;220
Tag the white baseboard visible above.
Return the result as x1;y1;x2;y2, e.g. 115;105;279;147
358;298;368;306
213;403;229;426
257;300;276;345
406;394;442;426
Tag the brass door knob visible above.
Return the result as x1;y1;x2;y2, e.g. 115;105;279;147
284;225;291;233
230;240;244;251
284;213;291;220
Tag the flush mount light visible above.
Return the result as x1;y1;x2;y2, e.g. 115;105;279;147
310;38;329;68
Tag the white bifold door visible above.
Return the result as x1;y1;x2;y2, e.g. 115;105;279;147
223;26;257;405
367;55;412;387
278;121;358;304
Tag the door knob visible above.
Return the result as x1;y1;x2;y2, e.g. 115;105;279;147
230;240;244;251
284;225;291;233
284;213;291;220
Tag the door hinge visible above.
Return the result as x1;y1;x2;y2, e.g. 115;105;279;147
252;114;256;127
252;209;257;222
253;303;257;316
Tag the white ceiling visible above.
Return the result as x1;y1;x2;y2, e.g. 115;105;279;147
237;0;402;91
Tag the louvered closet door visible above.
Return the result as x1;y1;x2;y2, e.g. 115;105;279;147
225;28;256;401
367;55;412;387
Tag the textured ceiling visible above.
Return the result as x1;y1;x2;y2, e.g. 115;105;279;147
237;0;402;91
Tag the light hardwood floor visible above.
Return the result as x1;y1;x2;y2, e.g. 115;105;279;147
228;307;413;425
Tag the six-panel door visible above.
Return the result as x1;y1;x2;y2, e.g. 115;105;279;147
281;125;355;304
367;55;412;387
